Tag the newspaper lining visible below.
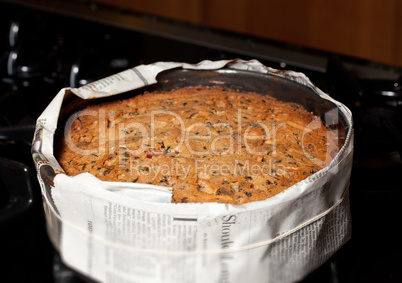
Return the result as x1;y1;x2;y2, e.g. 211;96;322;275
32;59;354;283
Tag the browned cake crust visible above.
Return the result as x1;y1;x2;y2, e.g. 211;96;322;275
57;86;340;204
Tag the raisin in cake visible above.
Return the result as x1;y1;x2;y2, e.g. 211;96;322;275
57;86;341;204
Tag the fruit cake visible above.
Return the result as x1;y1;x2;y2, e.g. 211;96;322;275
57;86;340;204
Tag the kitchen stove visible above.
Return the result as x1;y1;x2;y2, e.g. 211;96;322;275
0;1;401;282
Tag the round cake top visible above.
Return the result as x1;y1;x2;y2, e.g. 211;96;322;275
57;86;340;204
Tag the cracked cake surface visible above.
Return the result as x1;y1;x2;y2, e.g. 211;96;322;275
57;86;341;204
